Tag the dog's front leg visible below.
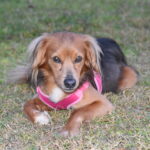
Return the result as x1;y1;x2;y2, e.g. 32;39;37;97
24;97;51;125
60;96;114;137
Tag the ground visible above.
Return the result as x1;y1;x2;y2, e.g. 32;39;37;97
0;0;150;149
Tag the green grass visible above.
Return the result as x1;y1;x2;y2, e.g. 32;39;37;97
0;0;150;149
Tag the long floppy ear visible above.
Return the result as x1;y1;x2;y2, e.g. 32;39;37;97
27;33;49;68
84;35;102;73
32;39;48;68
27;33;49;86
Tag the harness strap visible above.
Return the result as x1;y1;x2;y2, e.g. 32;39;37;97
37;72;102;110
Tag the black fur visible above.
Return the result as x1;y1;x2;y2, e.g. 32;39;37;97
96;38;128;93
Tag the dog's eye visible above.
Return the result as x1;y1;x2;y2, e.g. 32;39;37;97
52;56;61;63
74;56;82;63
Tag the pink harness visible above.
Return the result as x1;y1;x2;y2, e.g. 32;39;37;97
36;72;102;110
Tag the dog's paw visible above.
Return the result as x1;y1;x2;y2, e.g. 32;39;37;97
34;111;50;125
59;127;79;137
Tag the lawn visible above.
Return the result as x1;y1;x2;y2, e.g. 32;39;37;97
0;0;150;149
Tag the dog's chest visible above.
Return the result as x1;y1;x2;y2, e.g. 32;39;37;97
49;87;65;103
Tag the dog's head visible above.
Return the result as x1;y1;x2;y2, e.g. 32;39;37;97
28;32;102;93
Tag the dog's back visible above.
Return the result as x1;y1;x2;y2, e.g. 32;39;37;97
97;38;137;93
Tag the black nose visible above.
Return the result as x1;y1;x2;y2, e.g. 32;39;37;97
64;78;76;89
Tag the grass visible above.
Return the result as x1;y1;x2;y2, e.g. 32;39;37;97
0;0;150;149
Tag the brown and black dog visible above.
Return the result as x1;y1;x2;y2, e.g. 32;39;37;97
9;32;137;136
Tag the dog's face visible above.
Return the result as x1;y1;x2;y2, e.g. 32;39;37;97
48;43;85;92
30;32;101;93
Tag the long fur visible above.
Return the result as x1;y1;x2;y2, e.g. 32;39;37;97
85;35;103;73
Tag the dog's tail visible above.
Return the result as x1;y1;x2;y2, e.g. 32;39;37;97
7;64;32;84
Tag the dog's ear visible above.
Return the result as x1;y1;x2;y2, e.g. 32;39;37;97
84;36;102;73
27;33;49;69
27;34;49;86
32;39;48;68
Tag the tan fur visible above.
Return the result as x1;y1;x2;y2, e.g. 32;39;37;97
84;35;102;73
61;100;113;136
60;86;114;136
23;32;113;136
118;66;137;90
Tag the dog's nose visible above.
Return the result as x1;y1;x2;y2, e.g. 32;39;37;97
64;78;76;89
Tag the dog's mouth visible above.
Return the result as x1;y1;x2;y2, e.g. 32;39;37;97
63;87;77;93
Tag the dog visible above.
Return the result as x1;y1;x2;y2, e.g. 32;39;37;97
9;32;138;136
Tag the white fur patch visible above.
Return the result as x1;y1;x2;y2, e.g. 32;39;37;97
35;111;50;125
49;87;65;103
